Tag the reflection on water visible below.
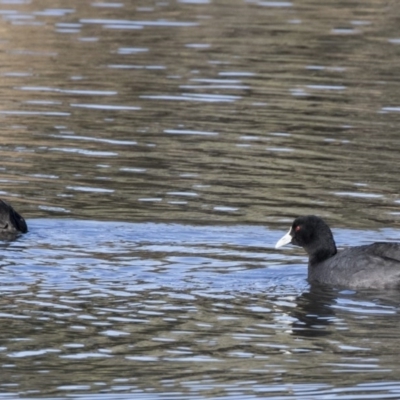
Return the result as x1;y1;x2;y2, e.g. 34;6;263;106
1;0;400;398
0;220;399;398
0;0;399;229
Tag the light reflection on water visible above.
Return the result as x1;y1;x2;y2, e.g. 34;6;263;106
0;220;399;398
1;0;400;398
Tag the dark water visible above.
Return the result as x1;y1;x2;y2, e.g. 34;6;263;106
2;0;400;398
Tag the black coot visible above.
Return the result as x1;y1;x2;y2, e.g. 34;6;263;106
275;215;400;289
0;199;27;237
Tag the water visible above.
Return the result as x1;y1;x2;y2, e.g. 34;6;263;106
1;0;400;398
3;220;400;399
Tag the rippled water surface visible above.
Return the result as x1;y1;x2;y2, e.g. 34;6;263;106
2;0;400;398
4;220;400;399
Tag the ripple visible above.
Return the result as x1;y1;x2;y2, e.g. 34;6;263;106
70;103;140;110
218;71;255;77
60;353;112;359
104;24;143;30
108;64;166;69
331;28;359;34
138;198;163;202
50;147;118;156
117;47;149;54
80;18;198;28
266;147;294;152
179;0;210;3
120;167;147;173
16;84;117;95
51;134;137;145
213;206;239;212
258;1;293;6
9;349;61;358
290;88;309;96
185;43;211;48
0;110;70;116
38;205;70;213
307;84;346;90
66;186;114;193
92;2;124;7
381;106;400;112
333;192;383;198
100;330;130;337
142;93;240;102
180;84;249;90
33;9;75;17
164;129;218;136
167;191;198;196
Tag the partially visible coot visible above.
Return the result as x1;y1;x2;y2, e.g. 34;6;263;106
275;215;400;289
0;199;27;238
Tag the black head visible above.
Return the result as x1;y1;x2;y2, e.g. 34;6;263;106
276;215;337;264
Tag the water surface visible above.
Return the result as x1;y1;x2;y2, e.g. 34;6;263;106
2;220;400;399
1;0;400;398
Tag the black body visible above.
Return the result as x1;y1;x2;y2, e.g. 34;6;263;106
0;199;27;237
279;215;400;289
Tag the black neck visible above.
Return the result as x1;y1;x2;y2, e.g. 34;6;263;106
309;246;337;266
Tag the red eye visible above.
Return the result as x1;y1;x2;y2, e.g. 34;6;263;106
294;225;301;232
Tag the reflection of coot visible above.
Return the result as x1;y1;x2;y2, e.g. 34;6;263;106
276;215;400;289
290;285;338;338
0;199;27;237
